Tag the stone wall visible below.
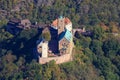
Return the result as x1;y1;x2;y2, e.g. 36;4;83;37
39;53;72;64
39;42;74;64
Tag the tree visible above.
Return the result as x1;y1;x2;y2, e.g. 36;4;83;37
0;52;18;80
23;60;43;80
41;32;51;41
90;39;104;56
103;38;120;58
92;25;105;40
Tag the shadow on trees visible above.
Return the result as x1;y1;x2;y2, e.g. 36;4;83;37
1;28;43;63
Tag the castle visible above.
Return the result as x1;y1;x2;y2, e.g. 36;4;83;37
6;16;91;64
36;16;74;64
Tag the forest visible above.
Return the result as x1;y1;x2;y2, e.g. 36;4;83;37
0;0;120;80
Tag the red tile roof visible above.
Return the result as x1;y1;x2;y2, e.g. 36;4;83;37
51;17;71;28
65;17;71;24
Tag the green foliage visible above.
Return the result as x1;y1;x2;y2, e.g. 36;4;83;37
60;47;101;80
41;32;51;41
83;48;95;62
92;25;105;40
0;19;7;28
0;0;120;26
74;27;120;80
74;34;91;48
103;38;120;58
0;52;18;80
0;29;13;42
19;28;38;40
0;0;120;80
90;39;104;56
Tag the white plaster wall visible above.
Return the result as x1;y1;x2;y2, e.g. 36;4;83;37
42;42;48;58
65;23;72;31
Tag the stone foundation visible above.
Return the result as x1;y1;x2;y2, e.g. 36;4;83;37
39;42;74;64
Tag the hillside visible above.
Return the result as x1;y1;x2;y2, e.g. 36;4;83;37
0;0;120;80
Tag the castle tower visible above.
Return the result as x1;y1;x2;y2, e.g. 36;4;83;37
82;27;85;32
58;16;65;35
51;16;72;53
37;39;48;58
41;41;48;58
